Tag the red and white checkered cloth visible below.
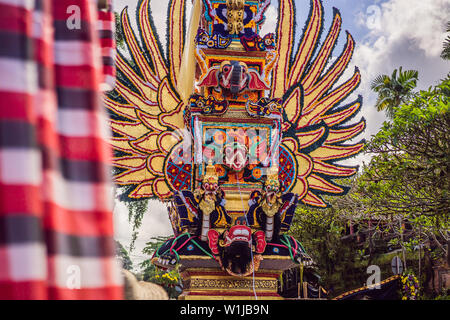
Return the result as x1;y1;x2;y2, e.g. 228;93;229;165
0;0;122;299
98;0;116;90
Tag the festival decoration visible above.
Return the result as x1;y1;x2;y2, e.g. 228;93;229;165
198;60;271;94
107;0;365;299
401;273;420;300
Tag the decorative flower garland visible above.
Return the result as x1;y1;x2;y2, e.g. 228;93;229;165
152;268;181;299
154;270;179;288
401;273;419;300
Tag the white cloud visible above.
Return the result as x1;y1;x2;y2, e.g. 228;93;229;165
260;5;277;36
343;0;450;167
353;0;450;101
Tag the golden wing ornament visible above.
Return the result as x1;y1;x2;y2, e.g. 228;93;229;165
272;0;365;207
107;0;366;209
106;0;190;200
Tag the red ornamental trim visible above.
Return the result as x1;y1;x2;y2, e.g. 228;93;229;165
289;0;323;86
326;121;365;144
273;0;294;95
321;102;360;127
185;291;280;297
312;161;357;177
305;34;355;104
184;270;280;279
303;13;342;91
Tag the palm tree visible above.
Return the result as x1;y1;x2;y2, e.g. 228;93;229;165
370;67;419;119
441;22;450;60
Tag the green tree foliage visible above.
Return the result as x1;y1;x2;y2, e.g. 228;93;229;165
115;185;150;252
441;22;450;60
114;12;125;49
139;236;181;299
289;78;449;297
358;77;450;291
124;198;149;252
361;77;449;219
115;240;133;271
139;236;173;283
289;181;369;296
371;67;419;118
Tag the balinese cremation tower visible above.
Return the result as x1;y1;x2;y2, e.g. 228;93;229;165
107;0;365;299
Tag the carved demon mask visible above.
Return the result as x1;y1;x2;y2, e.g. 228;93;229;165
264;167;280;203
261;166;282;218
207;217;266;277
200;162;220;202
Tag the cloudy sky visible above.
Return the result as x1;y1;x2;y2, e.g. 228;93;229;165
111;0;450;267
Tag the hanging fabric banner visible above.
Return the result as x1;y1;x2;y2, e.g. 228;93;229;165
0;0;122;299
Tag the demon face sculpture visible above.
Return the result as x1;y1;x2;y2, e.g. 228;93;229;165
246;166;299;242
172;162;231;241
207;217;266;277
194;162;230;241
259;167;282;241
198;60;270;95
261;167;282;216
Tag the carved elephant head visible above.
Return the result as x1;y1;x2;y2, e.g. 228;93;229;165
198;60;270;95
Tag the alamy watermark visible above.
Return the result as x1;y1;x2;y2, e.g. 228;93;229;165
66;265;81;290
66;5;81;30
365;5;382;30
366;265;381;289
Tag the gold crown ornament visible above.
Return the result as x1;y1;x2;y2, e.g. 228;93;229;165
265;165;280;188
203;161;219;185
